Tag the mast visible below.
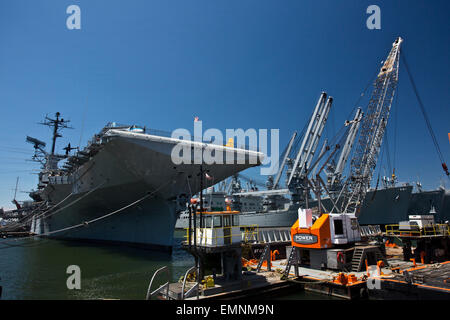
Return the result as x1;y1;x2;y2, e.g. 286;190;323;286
40;112;72;156
39;112;73;170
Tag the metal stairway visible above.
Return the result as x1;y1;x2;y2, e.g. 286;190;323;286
351;248;365;272
351;246;388;272
256;244;271;272
283;247;299;278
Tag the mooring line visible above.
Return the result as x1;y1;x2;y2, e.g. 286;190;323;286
0;180;171;249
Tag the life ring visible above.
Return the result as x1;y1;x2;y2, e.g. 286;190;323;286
337;252;345;264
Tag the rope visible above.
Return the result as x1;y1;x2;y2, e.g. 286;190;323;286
0;180;172;249
393;79;399;175
3;180;107;232
401;52;449;179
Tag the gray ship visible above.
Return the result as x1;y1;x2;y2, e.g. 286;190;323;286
175;178;413;229
408;182;450;222
25;114;262;251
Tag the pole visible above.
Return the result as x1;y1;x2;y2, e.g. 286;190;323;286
193;203;198;281
199;165;204;229
188;204;192;248
51;112;60;155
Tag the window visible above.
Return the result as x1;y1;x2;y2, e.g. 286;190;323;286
203;216;212;228
232;215;239;226
223;215;231;227
350;218;359;230
334;219;344;235
213;216;222;228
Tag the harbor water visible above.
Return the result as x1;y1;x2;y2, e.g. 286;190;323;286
0;231;195;300
0;230;329;300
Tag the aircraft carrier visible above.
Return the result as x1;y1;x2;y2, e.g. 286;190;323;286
24;114;262;251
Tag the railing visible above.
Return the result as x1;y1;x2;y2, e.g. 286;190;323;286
360;225;382;237
146;266;170;300
181;266;199;300
184;225;259;246
385;224;450;237
257;227;292;243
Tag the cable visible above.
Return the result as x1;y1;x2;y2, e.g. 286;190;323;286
401;52;449;178
0;180;172;249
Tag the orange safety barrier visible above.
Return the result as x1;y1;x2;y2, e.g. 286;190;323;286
347;274;358;284
420;251;426;264
333;273;348;285
241;258;272;269
333;273;361;286
377;260;385;276
261;260;272;268
271;250;280;261
385;240;398;248
242;258;258;268
365;259;369;275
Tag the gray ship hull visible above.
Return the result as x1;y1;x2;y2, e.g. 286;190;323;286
32;127;262;250
32;182;178;251
175;185;413;229
356;185;413;225
407;188;450;222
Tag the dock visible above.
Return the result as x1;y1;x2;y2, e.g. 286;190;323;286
369;260;450;299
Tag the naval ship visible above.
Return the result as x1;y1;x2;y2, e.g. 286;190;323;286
175;176;413;229
408;182;450;222
25;113;262;251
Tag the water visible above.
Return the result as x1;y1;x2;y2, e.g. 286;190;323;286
0;230;194;300
0;231;327;300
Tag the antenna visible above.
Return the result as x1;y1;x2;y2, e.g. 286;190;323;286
39;112;73;155
13;176;19;200
26;136;47;164
63;143;77;156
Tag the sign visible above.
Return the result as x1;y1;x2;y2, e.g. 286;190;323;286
293;233;318;245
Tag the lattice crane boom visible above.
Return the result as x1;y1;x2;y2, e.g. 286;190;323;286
343;37;403;214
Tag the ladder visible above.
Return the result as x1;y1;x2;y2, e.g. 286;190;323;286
351;246;388;272
256;244;271;272
351;248;365;272
283;247;299;278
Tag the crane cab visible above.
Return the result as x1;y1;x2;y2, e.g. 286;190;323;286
291;208;361;250
289;208;362;270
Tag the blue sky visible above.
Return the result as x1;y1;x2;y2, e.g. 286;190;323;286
0;0;449;208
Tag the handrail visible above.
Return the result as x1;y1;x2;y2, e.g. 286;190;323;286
385;224;450;237
146;266;170;300
184;225;259;244
181;266;198;300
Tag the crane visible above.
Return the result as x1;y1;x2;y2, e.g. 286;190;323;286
286;92;333;203
272;131;298;190
326;108;363;193
340;37;403;214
